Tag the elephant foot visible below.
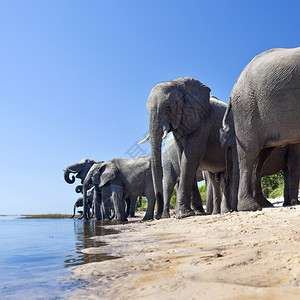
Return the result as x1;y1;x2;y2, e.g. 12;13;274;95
175;208;195;219
220;203;230;214
161;211;171;218
237;197;261;212
191;204;205;215
193;209;206;216
291;198;300;205
155;212;162;220
255;196;273;208
142;215;154;221
283;199;300;206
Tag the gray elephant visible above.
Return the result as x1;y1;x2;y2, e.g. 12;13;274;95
71;185;94;218
82;156;155;221
222;47;300;211
64;159;117;220
72;185;115;220
71;197;84;218
140;78;238;218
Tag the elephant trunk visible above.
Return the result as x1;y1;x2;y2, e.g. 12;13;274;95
82;185;89;220
149;122;164;219
71;203;77;218
64;168;76;184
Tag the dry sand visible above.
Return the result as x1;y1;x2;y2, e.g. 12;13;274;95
69;199;300;299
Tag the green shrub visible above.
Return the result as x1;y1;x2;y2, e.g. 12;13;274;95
261;170;284;198
170;188;176;209
198;184;207;204
135;196;148;211
269;185;284;199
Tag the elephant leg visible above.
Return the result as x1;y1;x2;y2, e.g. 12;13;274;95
237;143;261;211
211;174;222;214
220;174;231;214
94;187;102;220
83;185;91;221
176;167;196;218
176;131;209;218
111;187;127;221
129;197;136;217
286;172;300;206
162;178;176;219
283;144;300;206
203;171;213;214
191;177;205;215
143;184;156;221
101;189;113;219
252;148;274;208
125;197;132;218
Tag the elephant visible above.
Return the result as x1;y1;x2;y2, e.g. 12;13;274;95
221;47;300;211
65;159;118;220
72;185;115;220
82;156;155;221
71;197;84;218
140;77;239;218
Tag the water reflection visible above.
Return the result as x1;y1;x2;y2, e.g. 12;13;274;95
64;219;120;267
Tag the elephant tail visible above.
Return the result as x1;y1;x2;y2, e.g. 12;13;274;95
219;98;232;147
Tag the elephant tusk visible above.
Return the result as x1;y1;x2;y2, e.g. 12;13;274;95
162;130;168;140
138;135;150;144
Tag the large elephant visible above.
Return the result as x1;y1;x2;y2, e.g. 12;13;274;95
222;47;300;211
82;156;155;221
140;77;238;218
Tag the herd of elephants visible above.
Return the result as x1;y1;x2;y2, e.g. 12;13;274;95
64;47;300;221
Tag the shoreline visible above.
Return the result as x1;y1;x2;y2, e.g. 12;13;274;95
69;201;300;299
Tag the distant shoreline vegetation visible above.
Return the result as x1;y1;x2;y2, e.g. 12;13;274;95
20;214;76;219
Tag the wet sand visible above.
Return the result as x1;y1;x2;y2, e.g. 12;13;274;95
69;199;300;299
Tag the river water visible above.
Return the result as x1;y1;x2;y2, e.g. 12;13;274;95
0;216;119;299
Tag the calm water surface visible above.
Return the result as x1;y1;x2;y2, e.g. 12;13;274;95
0;216;119;300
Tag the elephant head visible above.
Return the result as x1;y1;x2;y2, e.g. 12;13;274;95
71;197;83;218
140;77;211;218
75;185;83;193
64;158;100;184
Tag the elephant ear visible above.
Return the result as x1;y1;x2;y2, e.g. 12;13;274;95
180;78;211;135
97;161;118;188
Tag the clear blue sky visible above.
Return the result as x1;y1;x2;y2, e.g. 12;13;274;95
1;0;299;214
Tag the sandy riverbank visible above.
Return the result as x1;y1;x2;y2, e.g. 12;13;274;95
69;200;300;299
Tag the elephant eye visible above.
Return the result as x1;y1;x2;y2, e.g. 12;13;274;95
166;104;171;110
